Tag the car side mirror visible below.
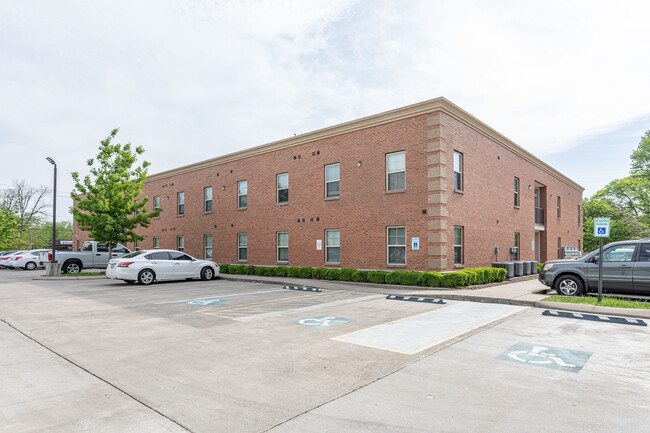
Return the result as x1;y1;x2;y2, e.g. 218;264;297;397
591;256;598;263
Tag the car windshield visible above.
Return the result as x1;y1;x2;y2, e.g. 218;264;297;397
122;251;146;258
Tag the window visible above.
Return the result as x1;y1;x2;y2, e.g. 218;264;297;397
387;226;406;265
135;240;140;252
177;236;184;252
557;196;561;219
238;181;247;209
514;177;519;207
602;244;636;262
169;251;192;261
113;244;129;253
204;187;212;213
453;151;463;191
325;229;340;264
277;232;289;262
153;237;160;249
557;237;561;259
454;226;463;265
153;196;160;216
638;243;650;262
134;199;140;215
146;251;168;260
386;151;405;191
578;205;581;226
178;192;185;215
238;233;247;261
204;235;212;259
514;232;520;261
277;173;289;204
325;163;340;198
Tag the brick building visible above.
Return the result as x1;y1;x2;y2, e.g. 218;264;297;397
73;97;583;271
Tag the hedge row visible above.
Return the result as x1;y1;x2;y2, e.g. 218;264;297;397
218;264;507;288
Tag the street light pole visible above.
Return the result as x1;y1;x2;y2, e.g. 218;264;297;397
46;157;57;265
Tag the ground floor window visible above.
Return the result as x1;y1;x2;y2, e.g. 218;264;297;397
204;235;212;259
277;232;288;262
514;232;520;261
238;233;247;261
454;226;463;265
325;229;340;264
135;240;140;252
177;236;184;252
387;226;406;265
153;237;160;249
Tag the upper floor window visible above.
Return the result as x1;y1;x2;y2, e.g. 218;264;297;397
386;151;405;191
514;177;519;207
238;181;248;209
204;187;212;213
277;232;289;262
453;151;463;191
387;226;406;265
325;229;340;264
153;196;160;216
277;173;289;204
325;163;340;198
178;192;185;215
557;196;561;219
134;199;140;215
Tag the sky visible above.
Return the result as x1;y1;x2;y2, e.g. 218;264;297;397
1;0;649;222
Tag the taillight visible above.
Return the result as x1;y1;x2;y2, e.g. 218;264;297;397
48;253;52;261
118;262;134;268
14;256;22;260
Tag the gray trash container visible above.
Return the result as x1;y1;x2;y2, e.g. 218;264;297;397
513;261;524;277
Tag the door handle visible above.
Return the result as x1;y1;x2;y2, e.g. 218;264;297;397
151;262;157;264
96;253;101;256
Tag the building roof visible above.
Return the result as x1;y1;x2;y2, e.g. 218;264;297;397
146;97;584;192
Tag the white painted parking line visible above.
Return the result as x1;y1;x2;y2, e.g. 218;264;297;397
153;288;286;304
333;302;527;355
205;294;384;322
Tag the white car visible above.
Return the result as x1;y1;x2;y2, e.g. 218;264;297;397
0;251;27;269
10;249;48;270
106;249;220;285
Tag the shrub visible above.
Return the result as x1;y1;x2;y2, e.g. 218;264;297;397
285;267;299;277
339;268;361;282
254;266;267;276
493;267;507;281
274;266;288;277
357;270;369;283
298;266;313;279
441;272;466;287
324;269;341;280
537;262;543;273
246;265;256;275
461;269;479;285
422;271;443;287
312;267;327;279
219;264;230;274
367;270;388;284
385;271;424;286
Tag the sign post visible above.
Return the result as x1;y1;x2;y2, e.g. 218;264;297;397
593;217;611;302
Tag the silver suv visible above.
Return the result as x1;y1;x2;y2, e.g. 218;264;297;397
539;239;650;296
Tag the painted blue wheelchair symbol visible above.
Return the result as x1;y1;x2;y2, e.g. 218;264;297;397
597;227;606;234
185;298;229;306
291;315;355;329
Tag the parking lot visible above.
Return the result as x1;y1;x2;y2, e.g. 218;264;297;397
1;270;650;432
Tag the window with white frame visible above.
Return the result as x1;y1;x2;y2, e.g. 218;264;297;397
454;226;464;265
177;236;184;252
325;163;340;198
277;173;288;204
277;232;288;262
238;233;247;261
153;196;160;216
514;232;520;261
453;151;463;191
238;181;247;209
178;192;185;215
387;226;406;265
204;235;212;259
514;177;519;207
153;237;160;249
134;200;140;215
386;151;405;191
204;187;212;213
325;229;340;264
135;240;140;251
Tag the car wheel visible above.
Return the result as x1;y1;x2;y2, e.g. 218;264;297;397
63;261;82;274
25;262;37;270
201;267;214;281
138;269;155;285
555;275;584;296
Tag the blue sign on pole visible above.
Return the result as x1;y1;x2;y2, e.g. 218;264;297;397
593;217;610;238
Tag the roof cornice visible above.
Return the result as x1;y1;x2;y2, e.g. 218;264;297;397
145;97;584;192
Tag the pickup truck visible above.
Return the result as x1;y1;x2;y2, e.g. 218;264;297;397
40;241;132;274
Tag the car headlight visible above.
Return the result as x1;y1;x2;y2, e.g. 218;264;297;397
542;264;553;271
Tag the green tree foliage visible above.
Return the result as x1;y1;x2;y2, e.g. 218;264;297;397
0;208;20;249
21;220;73;249
582;197;648;252
71;129;160;251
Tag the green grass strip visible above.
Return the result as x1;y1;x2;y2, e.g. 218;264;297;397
543;295;650;310
58;272;106;277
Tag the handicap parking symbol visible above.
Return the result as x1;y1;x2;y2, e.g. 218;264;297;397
497;342;592;373
597;227;606;235
291;315;355;329
185;298;229;306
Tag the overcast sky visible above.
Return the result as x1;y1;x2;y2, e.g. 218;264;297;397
1;0;649;221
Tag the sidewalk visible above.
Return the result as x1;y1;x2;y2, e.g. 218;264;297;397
221;273;650;320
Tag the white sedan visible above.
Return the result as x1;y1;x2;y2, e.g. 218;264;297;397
10;249;48;270
106;249;220;285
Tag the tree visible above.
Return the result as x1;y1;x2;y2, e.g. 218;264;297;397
582;197;648;252
0;208;19;250
71;129;160;252
0;180;51;235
